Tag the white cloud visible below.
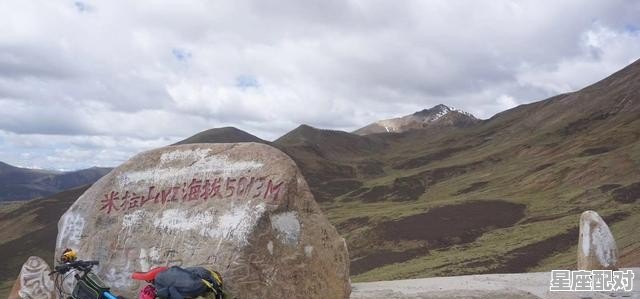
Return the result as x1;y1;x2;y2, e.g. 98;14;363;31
516;25;640;94
0;0;639;169
496;95;519;111
0;130;174;170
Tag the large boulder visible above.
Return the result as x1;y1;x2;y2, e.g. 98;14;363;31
577;210;618;270
8;256;55;299
55;143;351;299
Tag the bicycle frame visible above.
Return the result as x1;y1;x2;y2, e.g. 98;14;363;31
52;260;121;299
102;291;118;299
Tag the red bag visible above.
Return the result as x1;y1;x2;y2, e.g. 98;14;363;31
139;285;157;299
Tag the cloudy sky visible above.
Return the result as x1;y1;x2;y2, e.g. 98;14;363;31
1;0;639;170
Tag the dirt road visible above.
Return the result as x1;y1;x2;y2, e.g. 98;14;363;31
351;268;639;299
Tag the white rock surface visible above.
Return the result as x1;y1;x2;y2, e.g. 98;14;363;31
55;143;350;299
7;256;55;299
578;210;618;270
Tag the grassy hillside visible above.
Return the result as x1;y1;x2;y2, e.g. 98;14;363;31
0;186;88;298
272;58;640;282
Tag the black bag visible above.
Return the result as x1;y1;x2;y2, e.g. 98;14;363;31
71;271;111;299
154;266;224;299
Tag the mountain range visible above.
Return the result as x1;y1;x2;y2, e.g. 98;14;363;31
1;58;640;296
196;58;640;282
0;162;111;202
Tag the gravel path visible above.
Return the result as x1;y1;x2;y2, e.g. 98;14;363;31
351;268;640;299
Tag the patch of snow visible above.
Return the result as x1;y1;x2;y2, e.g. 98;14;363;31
378;120;400;132
271;211;301;245
456;109;475;118
414;105;452;122
445;105;475;118
431;108;449;121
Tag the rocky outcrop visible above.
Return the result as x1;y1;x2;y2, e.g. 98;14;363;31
8;256;55;299
55;143;351;299
577;211;618;270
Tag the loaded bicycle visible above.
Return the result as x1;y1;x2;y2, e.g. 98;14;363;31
49;248;122;299
50;259;121;299
51;249;228;299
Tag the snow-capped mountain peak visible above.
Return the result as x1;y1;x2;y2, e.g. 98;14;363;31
354;104;479;135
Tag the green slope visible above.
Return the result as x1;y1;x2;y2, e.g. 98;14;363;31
274;58;640;282
0;186;88;298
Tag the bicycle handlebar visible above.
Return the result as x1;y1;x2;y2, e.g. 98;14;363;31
52;260;100;274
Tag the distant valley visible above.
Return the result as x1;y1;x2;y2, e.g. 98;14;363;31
0;162;111;202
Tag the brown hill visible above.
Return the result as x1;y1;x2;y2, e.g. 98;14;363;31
173;126;268;145
273;124;388;202
0;185;88;297
273;58;640;281
276;124;386;158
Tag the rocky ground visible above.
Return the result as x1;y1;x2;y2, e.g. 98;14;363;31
351;268;640;299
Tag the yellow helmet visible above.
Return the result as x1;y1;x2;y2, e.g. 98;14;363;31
61;248;77;263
